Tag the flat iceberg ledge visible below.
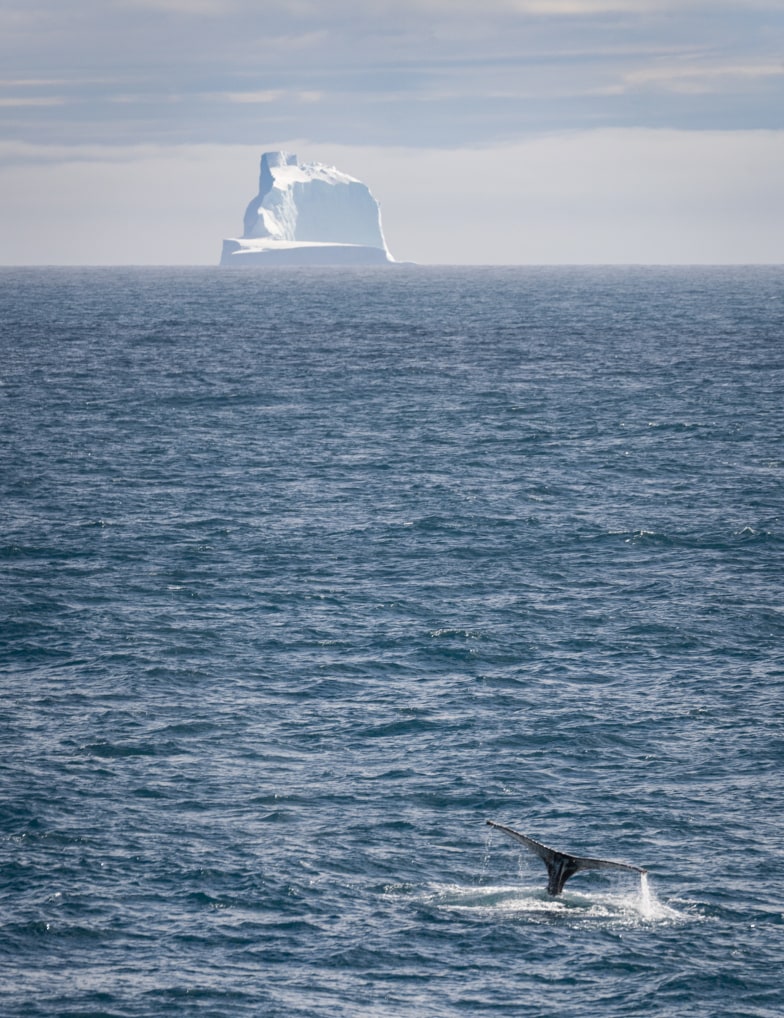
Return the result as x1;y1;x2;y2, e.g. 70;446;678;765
220;238;394;267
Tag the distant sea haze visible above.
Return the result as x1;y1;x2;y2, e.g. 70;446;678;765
2;266;782;1018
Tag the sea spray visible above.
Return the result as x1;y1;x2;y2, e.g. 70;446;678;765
479;826;495;883
639;871;653;919
636;871;683;922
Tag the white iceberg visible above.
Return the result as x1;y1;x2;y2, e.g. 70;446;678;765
220;151;395;266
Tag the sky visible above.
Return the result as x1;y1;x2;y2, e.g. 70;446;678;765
1;0;783;264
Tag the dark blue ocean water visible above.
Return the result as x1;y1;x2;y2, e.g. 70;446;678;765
1;265;783;1017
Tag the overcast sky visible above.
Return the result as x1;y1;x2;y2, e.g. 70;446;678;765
1;0;782;264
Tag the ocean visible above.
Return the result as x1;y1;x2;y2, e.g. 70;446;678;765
1;265;782;1017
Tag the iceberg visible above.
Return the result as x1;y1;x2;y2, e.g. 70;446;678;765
220;151;395;266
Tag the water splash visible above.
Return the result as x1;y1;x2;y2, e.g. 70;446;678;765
421;874;686;926
478;827;495;882
633;872;684;922
639;872;653;918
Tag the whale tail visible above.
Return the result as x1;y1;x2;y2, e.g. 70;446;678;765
486;821;646;896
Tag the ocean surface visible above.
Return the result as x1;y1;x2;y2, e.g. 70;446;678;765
1;265;782;1017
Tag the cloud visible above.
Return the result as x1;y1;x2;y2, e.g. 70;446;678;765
220;90;285;105
220;90;322;105
117;0;236;13
624;61;784;94
0;96;65;107
480;0;677;12
0;0;782;149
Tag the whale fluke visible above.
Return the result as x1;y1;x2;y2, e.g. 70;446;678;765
486;821;646;896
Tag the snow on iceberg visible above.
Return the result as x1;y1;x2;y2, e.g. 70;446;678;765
220;151;395;266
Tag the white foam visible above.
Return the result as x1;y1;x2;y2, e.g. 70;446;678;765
421;876;686;926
